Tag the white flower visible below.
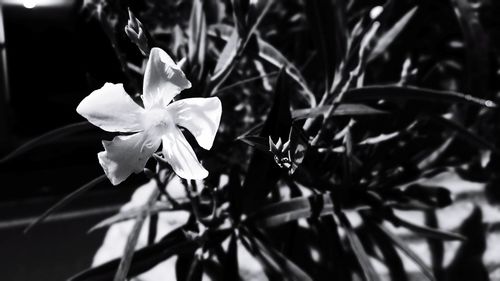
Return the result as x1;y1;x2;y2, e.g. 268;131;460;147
77;48;222;185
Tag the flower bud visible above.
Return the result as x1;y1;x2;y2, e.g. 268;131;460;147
124;9;150;56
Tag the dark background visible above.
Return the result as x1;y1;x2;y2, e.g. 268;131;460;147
0;1;138;280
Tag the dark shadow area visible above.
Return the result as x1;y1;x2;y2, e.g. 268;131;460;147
0;2;139;280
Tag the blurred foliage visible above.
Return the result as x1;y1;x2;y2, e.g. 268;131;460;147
3;0;500;280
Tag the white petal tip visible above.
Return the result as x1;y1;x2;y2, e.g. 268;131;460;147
177;169;209;180
98;151;125;186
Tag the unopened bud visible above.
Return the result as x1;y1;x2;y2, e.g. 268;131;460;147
124;8;150;56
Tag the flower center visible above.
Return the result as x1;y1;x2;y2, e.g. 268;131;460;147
142;108;174;136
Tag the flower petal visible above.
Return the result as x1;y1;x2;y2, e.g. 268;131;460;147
98;132;161;185
166;97;222;150
77;83;144;133
142;48;191;109
162;128;208;180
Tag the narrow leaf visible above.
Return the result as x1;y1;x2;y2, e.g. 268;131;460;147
241;228;313;281
237;135;270;153
451;0;489;98
344;86;496;107
258;38;316;106
305;0;346;92
368;7;418;61
188;0;204;63
113;187;160;281
358;132;399;146
244;0;273;46
24;175;106;234
248;194;334;227
68;228;200;281
185;256;203;281
338;213;381;281
89;202;172;233
292;104;388;120
389;214;466;241
114;214;148;281
368;224;408;281
446;207;489;281
425;211;444;280
1;121;92;164
374;223;435;281
212;29;240;81
227;233;240;280
431;115;500;155
210;0;273;86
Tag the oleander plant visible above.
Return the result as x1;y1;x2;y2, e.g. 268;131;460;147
3;0;500;280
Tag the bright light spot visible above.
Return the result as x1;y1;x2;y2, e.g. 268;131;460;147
23;0;38;8
310;248;321;262
370;6;383;19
